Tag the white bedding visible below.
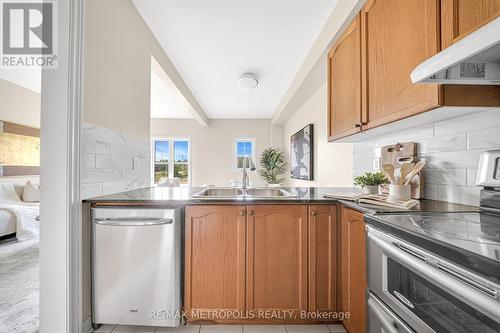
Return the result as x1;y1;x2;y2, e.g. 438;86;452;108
0;209;16;236
0;200;39;240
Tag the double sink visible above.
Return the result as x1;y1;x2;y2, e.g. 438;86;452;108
192;187;297;200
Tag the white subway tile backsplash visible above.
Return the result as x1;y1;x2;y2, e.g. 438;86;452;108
467;168;478;187
423;184;438;201
81;183;103;199
82;153;96;168
81;123;150;199
95;155;114;169
416;133;467;154
434;109;500;137
423;169;467;186
377;125;434;147
353;108;500;206
82;169;122;184
83;123;120;144
467;126;500;150
102;180;134;196
424;149;484;169
83;139;110;155
436;185;481;206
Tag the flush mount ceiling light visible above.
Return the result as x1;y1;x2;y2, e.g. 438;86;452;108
237;74;258;90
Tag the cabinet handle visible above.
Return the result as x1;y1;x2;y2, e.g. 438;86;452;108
240;210;246;216
248;210;254;216
311;211;317;216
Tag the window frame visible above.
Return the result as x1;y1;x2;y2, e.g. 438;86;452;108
151;137;191;186
233;137;256;170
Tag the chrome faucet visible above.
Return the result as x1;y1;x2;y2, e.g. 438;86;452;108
241;156;256;189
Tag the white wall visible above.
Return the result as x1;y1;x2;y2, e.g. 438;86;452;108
0;79;40;128
83;0;204;141
353;108;500;206
282;55;353;187
150;119;278;187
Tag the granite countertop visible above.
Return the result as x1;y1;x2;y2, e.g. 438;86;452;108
85;186;478;214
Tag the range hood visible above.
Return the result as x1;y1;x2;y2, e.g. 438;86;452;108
411;17;500;85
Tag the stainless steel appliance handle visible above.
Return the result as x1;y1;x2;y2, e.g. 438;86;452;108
367;230;500;322
94;217;173;226
436;263;497;298
367;297;399;333
396;241;497;298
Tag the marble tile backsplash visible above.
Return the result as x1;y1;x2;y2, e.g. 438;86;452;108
353;108;500;206
81;123;150;199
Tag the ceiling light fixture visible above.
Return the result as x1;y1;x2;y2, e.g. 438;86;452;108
237;74;258;90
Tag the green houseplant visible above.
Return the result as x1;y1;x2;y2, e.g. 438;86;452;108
354;171;389;194
258;148;287;185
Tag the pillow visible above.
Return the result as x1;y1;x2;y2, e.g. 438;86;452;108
22;180;40;202
0;183;21;202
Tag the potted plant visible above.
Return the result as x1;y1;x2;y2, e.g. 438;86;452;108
258;148;287;186
354;172;389;195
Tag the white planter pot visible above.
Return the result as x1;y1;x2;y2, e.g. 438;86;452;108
363;186;379;195
387;184;412;201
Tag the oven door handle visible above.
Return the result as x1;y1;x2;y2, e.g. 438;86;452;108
368;297;400;333
367;231;500;323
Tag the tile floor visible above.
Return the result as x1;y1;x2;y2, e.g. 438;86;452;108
93;324;347;333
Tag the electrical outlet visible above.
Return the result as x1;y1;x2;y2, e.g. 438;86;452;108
373;158;380;170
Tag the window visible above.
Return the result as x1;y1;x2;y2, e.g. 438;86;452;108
152;138;190;185
234;138;256;169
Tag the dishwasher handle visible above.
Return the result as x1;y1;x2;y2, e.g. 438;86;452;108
94;217;173;226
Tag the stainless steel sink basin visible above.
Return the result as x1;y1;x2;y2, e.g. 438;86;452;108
192;188;245;199
244;188;295;198
192;187;296;199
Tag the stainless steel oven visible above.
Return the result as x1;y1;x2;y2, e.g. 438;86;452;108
367;226;500;333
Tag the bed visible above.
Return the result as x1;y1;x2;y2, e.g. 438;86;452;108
0;176;40;239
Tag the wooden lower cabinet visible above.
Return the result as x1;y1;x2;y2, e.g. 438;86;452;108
246;205;308;318
184;205;246;321
184;204;345;324
308;205;338;313
340;207;367;333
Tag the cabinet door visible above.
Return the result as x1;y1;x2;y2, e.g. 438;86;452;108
340;208;367;333
441;0;500;48
328;14;363;141
184;205;246;319
246;205;308;318
361;0;441;129
308;205;338;313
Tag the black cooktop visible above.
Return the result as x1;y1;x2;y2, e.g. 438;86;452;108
371;212;500;263
366;210;500;283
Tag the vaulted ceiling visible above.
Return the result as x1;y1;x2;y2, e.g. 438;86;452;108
132;0;338;119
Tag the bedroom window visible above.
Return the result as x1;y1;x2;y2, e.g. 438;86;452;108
234;138;256;169
152;138;190;185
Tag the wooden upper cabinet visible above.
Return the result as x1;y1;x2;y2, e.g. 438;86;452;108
184;205;246;319
361;0;441;129
441;0;500;48
340;207;367;333
246;205;308;316
308;205;338;313
328;14;363;141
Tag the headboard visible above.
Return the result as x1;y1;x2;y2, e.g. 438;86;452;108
0;121;40;176
0;175;40;198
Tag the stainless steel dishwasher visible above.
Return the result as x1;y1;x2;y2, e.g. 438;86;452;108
92;207;181;328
